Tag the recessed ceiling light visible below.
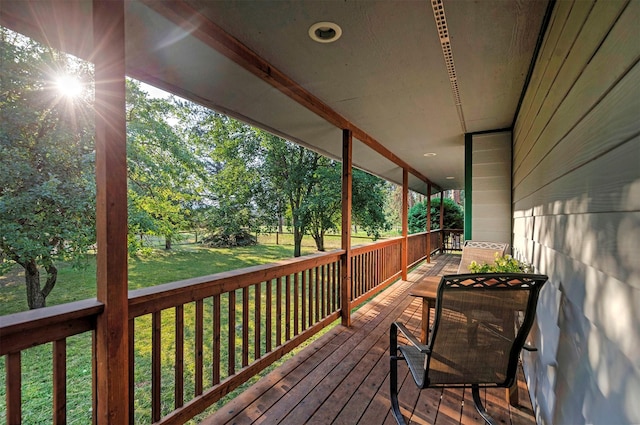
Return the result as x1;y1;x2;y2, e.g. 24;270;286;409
446;176;455;180
423;152;437;157
309;22;342;43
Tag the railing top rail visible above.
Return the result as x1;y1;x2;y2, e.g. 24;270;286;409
128;249;345;318
351;237;402;256
0;299;104;355
407;231;429;238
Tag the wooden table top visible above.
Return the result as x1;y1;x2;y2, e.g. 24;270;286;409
408;276;440;299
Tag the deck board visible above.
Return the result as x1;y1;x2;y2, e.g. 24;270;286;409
203;254;536;425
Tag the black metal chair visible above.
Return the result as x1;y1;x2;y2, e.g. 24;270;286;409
390;273;548;425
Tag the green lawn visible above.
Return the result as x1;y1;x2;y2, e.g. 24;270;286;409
0;235;381;424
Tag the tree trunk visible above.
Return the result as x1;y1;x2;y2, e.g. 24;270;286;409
278;215;284;234
24;259;46;309
165;236;172;250
312;231;325;251
293;226;303;257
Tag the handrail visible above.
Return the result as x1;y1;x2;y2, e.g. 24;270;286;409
350;236;402;256
128;249;344;318
0;299;103;355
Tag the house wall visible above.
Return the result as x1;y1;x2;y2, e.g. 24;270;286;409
511;1;640;424
470;131;512;245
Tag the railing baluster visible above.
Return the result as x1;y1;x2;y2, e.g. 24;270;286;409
7;351;21;424
242;287;249;368
128;320;134;425
276;277;282;346
254;282;261;361
212;295;221;385
175;305;184;407
53;339;67;425
266;280;272;352
285;274;291;341
314;266;320;322
152;311;161;422
320;265;325;318
294;273;299;335
307;269;313;328
228;291;236;376
332;261;338;312
301;270;307;331
195;299;203;395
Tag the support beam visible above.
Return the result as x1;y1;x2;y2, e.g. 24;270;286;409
142;1;435;188
93;1;129;422
426;183;432;263
440;191;445;253
401;169;408;280
464;133;473;240
340;130;353;327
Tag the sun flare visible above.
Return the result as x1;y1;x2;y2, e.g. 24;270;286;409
55;74;84;98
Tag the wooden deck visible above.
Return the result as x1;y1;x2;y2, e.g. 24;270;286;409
203;254;536;425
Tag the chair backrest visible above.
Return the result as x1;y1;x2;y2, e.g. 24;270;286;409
457;241;509;274
424;273;547;388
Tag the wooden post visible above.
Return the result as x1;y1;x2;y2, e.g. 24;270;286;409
340;129;353;327
427;184;431;262
401;169;408;280
93;1;129;422
439;191;445;253
426;182;432;263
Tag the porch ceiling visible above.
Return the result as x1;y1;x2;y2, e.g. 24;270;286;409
0;0;548;194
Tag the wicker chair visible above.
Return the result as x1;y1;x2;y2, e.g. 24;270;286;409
390;273;548;425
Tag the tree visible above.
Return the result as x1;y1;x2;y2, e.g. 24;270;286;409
302;159;341;251
260;134;321;257
408;197;464;234
201;112;262;239
126;81;208;250
0;29;95;309
352;169;391;239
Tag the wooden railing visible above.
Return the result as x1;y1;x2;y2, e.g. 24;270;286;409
0;299;104;424
407;232;428;268
350;237;402;308
442;228;464;252
127;249;343;424
0;235;436;424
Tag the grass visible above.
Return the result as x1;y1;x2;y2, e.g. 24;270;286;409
0;233;384;424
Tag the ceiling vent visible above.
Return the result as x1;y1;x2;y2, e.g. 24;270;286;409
431;0;466;133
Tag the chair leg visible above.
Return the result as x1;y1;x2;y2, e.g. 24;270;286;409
472;385;498;425
389;323;407;425
390;355;407;425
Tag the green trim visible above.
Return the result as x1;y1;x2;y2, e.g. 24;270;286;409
468;127;512;136
464;133;473;240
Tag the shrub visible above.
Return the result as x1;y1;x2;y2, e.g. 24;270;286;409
408;197;463;234
468;253;533;273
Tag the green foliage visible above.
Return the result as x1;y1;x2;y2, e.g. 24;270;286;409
408;197;463;234
259;134;321;256
126;80;207;251
468;253;533;273
0;28;96;308
301;159;341;251
352;169;391;239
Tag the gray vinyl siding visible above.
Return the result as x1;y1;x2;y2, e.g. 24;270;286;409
471;131;512;245
511;1;640;424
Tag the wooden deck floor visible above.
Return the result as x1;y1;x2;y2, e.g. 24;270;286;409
203;254;537;425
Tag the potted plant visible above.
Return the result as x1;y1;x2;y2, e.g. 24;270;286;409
468;253;533;273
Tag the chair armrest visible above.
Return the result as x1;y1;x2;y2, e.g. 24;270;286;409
391;321;430;354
